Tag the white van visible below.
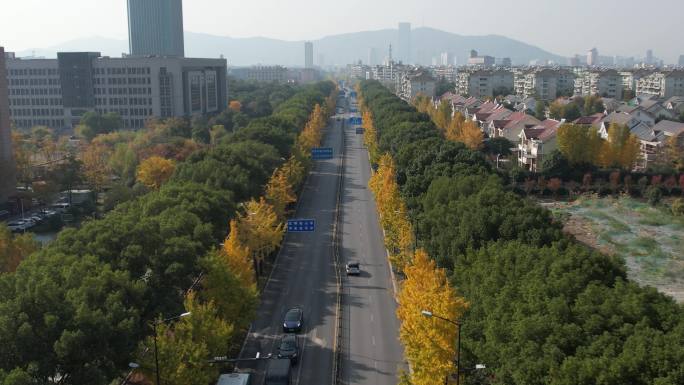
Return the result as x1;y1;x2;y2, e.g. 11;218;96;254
216;373;251;385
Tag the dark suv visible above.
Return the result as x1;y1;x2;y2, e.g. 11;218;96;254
282;307;303;333
277;334;299;365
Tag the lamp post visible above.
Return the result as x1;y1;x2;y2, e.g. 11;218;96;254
152;312;191;385
421;310;461;385
420;310;486;384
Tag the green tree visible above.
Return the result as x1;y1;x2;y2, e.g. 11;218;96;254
535;99;546;120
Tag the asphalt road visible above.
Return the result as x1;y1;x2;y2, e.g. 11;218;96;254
339;99;406;385
238;108;344;385
238;92;405;385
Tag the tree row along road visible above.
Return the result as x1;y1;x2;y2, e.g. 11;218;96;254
238;102;343;385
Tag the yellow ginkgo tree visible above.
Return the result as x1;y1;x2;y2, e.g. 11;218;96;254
236;198;284;277
397;249;469;385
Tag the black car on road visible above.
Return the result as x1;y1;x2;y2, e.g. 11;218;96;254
277;334;299;365
345;262;361;276
282;307;303;333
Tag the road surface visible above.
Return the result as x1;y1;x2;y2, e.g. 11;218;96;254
339;96;406;385
238;106;343;385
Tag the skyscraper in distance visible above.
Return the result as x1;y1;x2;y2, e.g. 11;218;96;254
0;47;16;203
305;42;314;69
127;0;185;57
679;55;684;67
646;49;654;65
587;48;598;66
398;22;411;64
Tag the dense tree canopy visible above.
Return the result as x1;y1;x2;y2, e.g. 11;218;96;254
358;80;684;385
0;81;335;384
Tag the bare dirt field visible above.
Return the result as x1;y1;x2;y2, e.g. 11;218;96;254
541;196;684;303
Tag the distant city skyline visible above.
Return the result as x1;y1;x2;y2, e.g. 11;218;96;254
1;0;683;63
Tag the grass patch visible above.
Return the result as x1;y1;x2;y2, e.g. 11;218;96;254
631;236;659;252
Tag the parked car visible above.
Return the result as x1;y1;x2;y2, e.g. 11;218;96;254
345;262;361;276
282;307;303;333
7;220;33;232
277;334;299;365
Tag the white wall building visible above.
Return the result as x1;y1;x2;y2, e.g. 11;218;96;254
6;52;227;130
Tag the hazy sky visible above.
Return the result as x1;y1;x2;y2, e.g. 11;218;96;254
2;0;683;62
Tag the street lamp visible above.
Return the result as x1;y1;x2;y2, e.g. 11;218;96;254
421;310;462;385
152;312;191;385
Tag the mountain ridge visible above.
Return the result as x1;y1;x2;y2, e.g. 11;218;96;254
14;27;566;66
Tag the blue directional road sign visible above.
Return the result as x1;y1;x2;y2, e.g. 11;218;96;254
311;147;333;160
287;219;316;232
349;117;362;125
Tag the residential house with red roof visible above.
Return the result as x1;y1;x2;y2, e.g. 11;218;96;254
517;119;561;172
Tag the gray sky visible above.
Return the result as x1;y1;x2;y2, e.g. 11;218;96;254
2;0;683;62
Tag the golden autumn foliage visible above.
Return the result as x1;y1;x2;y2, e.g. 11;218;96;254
236;198;284;276
362;109;380;163
598;123;641;169
297;103;326;155
445;113;483;150
81;142;112;191
222;219;256;290
557;123;603;165
369;153;414;272
136;156;176;189
265;165;297;221
0;226;40;273
397;249;469;385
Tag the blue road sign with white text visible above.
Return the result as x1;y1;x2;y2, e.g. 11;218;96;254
349;117;362;125
287;219;316;232
311;147;333;160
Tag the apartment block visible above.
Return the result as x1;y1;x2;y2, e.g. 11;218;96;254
457;69;514;98
574;68;623;99
514;68;574;100
6;52;227;130
429;66;458;83
620;69;654;92
397;70;436;101
636;70;684;98
230;66;288;83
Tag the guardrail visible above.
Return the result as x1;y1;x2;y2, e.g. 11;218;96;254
331;115;346;385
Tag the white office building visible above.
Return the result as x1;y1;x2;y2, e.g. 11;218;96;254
6;52;227;130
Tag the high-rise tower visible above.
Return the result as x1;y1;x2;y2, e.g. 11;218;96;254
127;0;185;57
304;42;314;69
398;22;411;64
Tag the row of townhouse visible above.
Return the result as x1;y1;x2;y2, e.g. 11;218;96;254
439;91;684;173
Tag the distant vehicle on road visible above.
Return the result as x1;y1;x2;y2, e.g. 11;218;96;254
277;334;299;365
345;262;361;276
265;358;291;385
216;373;251;385
282;307;303;333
